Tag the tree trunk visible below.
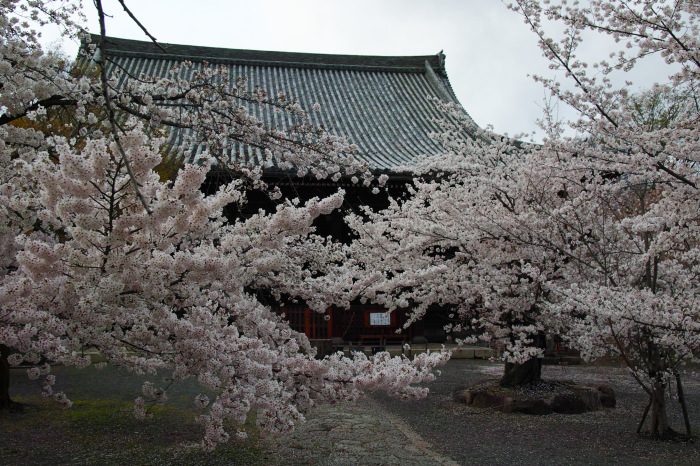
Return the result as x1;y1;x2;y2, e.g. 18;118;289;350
649;383;670;438
499;333;546;387
675;372;692;438
637;398;652;434
500;358;542;387
0;344;13;409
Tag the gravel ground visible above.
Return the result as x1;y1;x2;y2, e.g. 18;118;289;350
372;360;700;465
3;360;699;465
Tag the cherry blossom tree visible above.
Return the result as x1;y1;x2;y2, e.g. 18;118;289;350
349;0;700;437
509;0;700;438
346;105;558;387
0;0;448;450
0;0;87;409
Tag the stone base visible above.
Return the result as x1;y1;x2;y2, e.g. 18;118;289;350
453;380;616;414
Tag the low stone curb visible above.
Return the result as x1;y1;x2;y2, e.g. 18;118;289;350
453;381;617;415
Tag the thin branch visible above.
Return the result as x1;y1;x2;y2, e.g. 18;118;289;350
94;0;152;214
608;318;652;396
0;95;76;126
116;0;166;52
655;162;697;189
520;8;620;129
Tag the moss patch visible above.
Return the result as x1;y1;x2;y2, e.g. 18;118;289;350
2;366;267;465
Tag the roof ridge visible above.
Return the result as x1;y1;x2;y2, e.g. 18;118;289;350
85;34;447;75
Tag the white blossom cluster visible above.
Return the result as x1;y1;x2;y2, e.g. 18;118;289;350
349;0;700;437
0;0;447;451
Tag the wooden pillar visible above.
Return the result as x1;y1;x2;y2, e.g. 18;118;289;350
327;308;333;338
304;308;311;338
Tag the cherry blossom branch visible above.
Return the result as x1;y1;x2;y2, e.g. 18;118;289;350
115;0;165;52
0;95;76;126
607;319;652;395
94;0;152;214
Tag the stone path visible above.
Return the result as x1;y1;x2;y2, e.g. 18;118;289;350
265;397;458;466
263;360;700;465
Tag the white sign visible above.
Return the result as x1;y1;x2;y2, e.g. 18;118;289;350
369;312;391;326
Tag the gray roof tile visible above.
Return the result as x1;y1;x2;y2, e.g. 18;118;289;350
86;35;478;172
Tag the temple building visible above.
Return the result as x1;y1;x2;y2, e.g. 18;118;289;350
88;35;477;349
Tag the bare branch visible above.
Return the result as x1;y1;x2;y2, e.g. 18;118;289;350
94;0;152;214
116;0;166;52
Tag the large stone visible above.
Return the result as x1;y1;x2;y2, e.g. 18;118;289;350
511;398;553;415
309;339;332;359
571;387;601;411
598;384;617;408
470;391;501;409
460;390;514;411
453;379;615;416
550;394;589;414
452;387;471;404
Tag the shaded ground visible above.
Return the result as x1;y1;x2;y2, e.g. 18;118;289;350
266;397;456;465
2;360;699;465
1;365;266;465
373;360;700;465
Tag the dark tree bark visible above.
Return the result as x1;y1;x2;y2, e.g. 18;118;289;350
649;380;671;438
675;372;692;438
632;389;674;439
651;387;672;438
637;398;652;433
499;332;546;387
0;344;13;409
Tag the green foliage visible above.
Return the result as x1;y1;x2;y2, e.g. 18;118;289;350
629;87;697;131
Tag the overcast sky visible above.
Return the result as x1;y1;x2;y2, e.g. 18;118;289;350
44;0;672;142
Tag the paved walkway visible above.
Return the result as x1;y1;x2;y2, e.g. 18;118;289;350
265;397;458;466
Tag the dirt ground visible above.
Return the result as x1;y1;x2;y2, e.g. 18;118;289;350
373;360;700;465
2;359;699;465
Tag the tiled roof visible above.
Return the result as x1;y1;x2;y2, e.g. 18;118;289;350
89;35;477;173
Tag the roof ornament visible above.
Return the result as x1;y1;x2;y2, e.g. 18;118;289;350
438;50;445;71
424;60;454;103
